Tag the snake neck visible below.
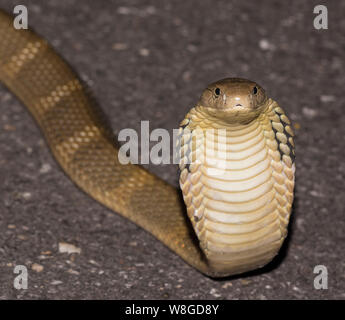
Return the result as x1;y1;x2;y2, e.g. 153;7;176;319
178;98;295;277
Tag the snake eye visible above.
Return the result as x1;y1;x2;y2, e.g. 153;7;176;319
215;88;221;96
253;86;258;94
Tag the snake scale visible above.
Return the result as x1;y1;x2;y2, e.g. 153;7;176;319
0;9;295;278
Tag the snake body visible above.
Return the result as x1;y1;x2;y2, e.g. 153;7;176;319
0;10;295;277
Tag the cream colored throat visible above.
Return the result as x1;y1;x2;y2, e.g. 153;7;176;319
179;106;294;276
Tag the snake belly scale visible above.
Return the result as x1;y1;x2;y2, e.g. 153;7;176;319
0;10;295;278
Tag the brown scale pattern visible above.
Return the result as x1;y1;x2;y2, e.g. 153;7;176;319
0;10;210;276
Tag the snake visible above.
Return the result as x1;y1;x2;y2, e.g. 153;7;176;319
0;9;295;278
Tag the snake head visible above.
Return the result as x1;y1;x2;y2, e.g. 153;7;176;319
197;78;269;123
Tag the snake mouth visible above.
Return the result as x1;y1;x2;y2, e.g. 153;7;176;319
198;102;269;125
229;104;252;111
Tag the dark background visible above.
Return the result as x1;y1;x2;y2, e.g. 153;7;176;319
0;0;344;299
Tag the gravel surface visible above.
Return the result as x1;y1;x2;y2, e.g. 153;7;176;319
0;0;344;299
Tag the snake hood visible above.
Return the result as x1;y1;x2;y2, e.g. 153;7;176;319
197;78;269;124
178;78;295;276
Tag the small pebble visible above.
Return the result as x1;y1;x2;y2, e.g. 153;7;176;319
37;255;49;260
259;39;275;51
89;259;99;266
320;95;335;103
222;282;233;289
58;242;81;254
67;269;79;275
302;107;317;118
31;263;44;273
39;163;51;174
21;192;32;200
112;43;128;50
310;190;324;197
139;48;150;56
210;288;221;298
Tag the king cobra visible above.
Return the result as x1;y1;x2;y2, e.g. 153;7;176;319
0;10;295;277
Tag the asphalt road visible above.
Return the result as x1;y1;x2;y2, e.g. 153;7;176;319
0;0;344;299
